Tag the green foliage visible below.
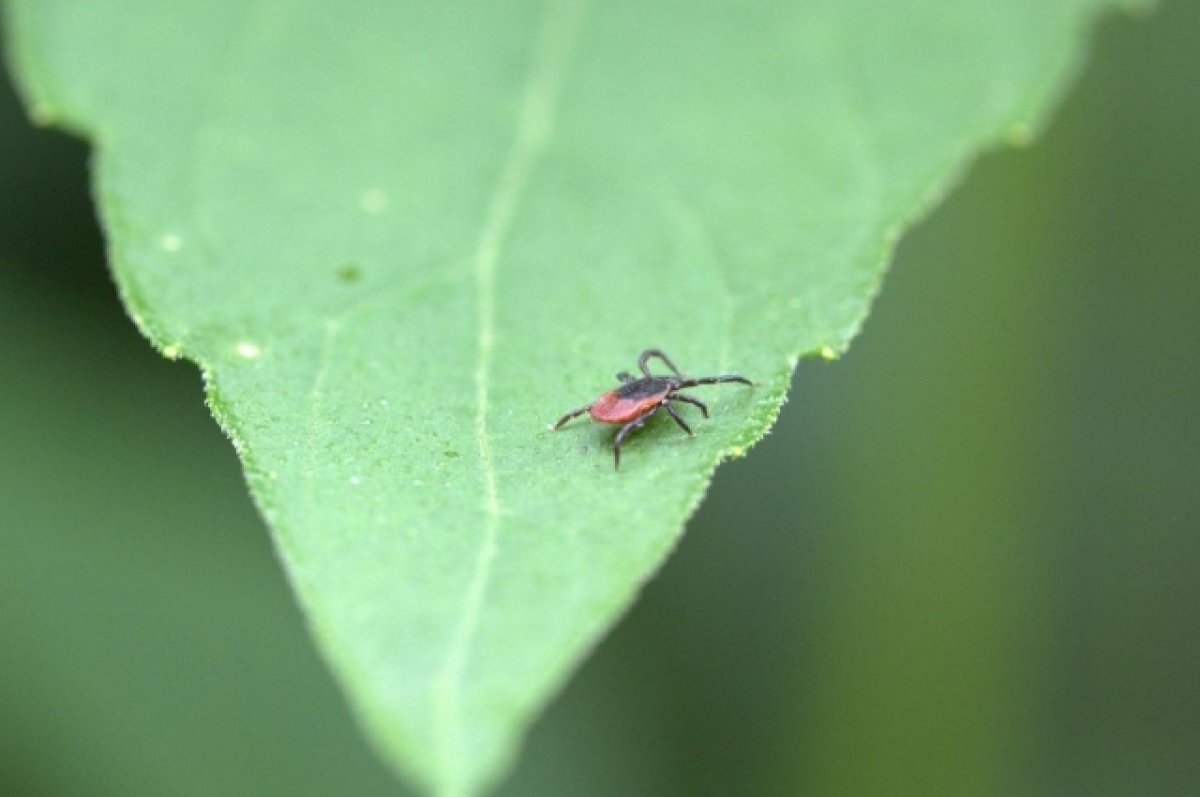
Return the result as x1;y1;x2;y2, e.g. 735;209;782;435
5;1;1142;793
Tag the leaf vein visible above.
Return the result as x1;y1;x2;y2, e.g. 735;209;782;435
302;319;342;508
429;1;589;792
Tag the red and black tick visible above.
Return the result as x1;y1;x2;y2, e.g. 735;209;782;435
553;348;753;469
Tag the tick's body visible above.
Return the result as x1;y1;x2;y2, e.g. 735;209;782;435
588;377;673;424
554;349;752;469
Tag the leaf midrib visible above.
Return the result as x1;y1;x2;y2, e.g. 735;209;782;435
427;1;590;792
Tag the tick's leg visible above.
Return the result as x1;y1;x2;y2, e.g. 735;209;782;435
553;404;593;429
678;374;753;388
616;371;634;383
670;393;709;418
663;401;694;436
612;409;655;470
638;348;683;378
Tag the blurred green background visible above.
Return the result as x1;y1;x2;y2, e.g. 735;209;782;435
2;3;1197;795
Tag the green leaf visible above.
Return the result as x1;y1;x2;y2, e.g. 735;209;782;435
4;0;1142;793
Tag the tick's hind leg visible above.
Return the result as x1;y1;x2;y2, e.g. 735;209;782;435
612;409;656;470
553;403;593;430
638;348;683;378
663;401;694;436
670;393;709;418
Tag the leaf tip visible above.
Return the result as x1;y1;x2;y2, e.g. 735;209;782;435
28;99;57;126
1006;121;1035;147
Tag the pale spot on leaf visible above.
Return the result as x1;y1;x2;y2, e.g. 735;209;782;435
235;342;261;359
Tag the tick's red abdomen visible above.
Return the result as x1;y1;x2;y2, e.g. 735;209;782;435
589;387;669;424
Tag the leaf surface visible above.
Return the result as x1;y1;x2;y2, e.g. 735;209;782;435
5;1;1138;793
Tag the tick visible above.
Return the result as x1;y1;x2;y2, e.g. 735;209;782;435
553;348;753;469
